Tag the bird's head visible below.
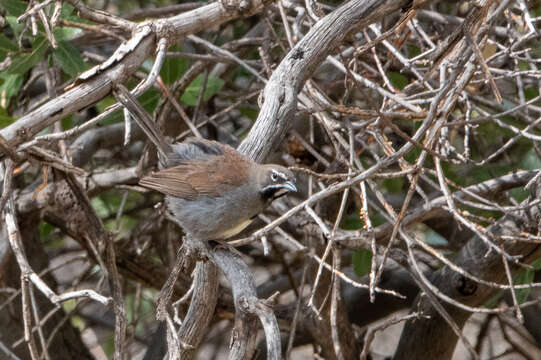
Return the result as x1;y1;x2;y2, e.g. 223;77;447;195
258;165;297;202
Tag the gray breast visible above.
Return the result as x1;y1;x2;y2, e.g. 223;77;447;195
166;184;265;240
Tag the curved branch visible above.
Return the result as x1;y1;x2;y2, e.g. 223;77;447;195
177;261;219;359
238;0;412;162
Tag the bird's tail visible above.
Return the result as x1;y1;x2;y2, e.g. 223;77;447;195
113;84;172;165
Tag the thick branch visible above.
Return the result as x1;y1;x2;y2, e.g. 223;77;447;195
394;184;541;359
238;0;412;162
211;247;281;360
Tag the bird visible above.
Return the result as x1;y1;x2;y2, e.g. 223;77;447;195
139;137;297;240
113;85;296;240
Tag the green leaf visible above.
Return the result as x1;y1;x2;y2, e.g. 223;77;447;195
100;190;144;214
140;87;160;113
70;315;85;331
160;46;189;84
370;213;387;227
105;215;137;233
0;0;27;17
96;95;124;125
181;74;224;106
0;73;22;109
509;260;541;307
343;212;387;230
91;197;110;218
53;26;82;41
387;71;409;90
509;187;529;203
407;45;421;58
529;257;541;270
0;34;17;60
6;16;24;37
61;3;75;18
518;60;530;71
61;299;77;312
39;221;54;237
53;40;86;77
342;216;363;230
383;177;404;194
514;268;534;305
6;36;48;75
239;107;258;121
103;335;115;358
61;115;73;130
524;87;539;101
0;107;15;127
98;88;160;126
520;148;541;170
352;249;372;277
512;256;541;305
404;145;421;163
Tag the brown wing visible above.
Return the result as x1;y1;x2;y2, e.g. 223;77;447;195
140;143;251;200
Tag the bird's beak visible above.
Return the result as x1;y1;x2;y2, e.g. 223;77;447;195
283;181;297;193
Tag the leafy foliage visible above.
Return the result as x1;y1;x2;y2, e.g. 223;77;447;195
353;249;372;277
181;74;225;106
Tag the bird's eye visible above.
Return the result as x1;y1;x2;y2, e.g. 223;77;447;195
271;172;278;182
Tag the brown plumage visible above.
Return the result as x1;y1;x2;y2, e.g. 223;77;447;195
139;138;297;240
140;140;250;200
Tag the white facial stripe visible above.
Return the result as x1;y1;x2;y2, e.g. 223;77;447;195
274;188;289;197
271;169;288;181
262;184;290;199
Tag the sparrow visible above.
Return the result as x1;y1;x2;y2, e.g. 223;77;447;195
112;85;296;240
140;137;297;240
